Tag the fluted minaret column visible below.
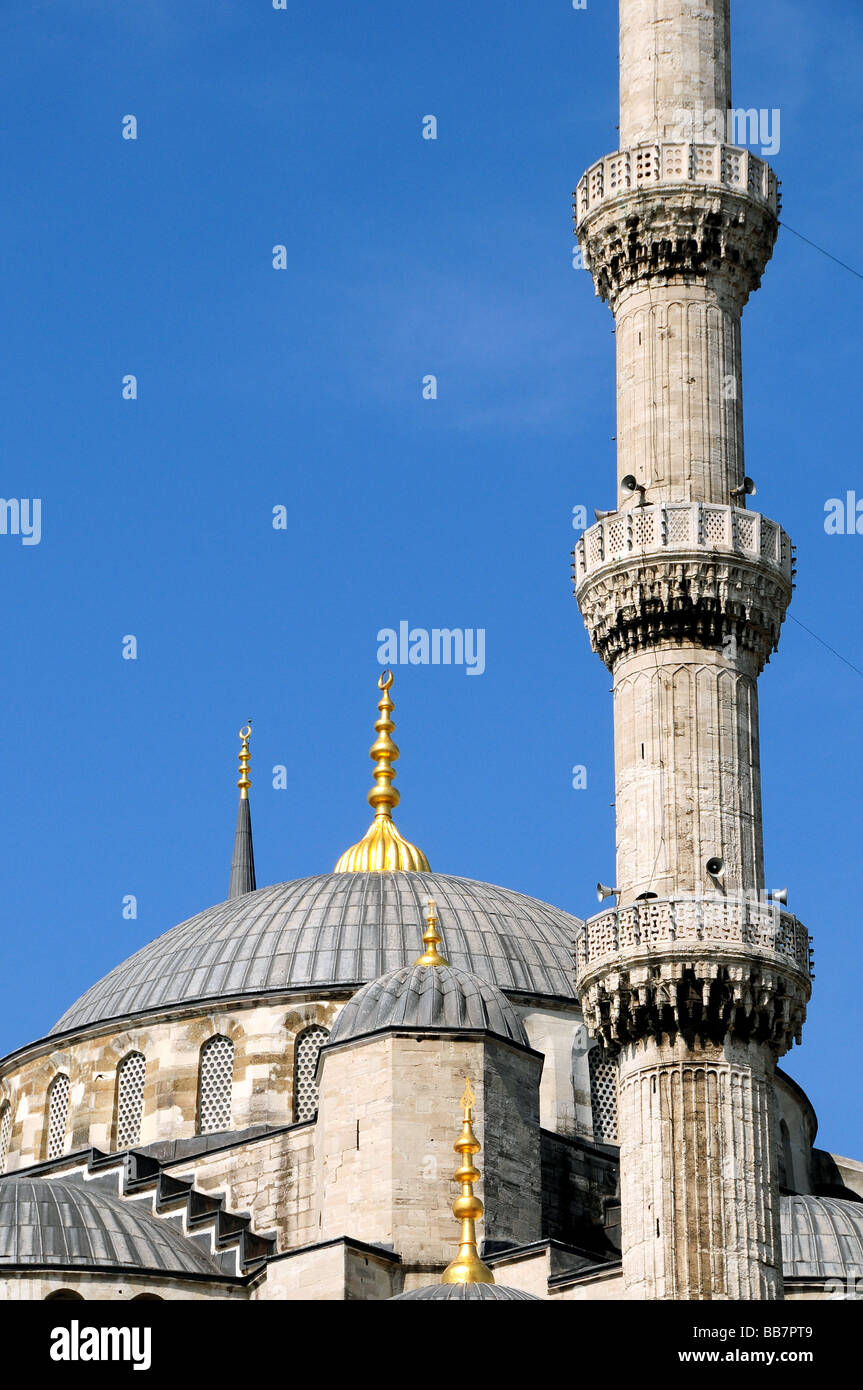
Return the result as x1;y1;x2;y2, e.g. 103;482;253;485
571;0;812;1300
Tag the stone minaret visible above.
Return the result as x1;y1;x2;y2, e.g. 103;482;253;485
572;0;813;1299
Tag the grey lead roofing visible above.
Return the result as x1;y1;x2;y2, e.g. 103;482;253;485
0;1177;223;1276
780;1195;863;1279
51;871;580;1034
228;796;256;900
393;1283;541;1300
329;962;530;1047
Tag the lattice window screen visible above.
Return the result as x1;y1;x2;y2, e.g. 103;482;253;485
115;1052;146;1150
293;1025;329;1122
588;1046;618;1144
198;1035;234;1135
47;1074;70;1160
0;1104;11;1174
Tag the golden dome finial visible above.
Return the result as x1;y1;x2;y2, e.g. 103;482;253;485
441;1078;494;1286
334;671;431;873
237;722;252;799
414;898;449;966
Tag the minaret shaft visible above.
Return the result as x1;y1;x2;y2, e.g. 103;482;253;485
572;0;811;1301
613;646;764;902
616;285;745;505
618;1036;782;1300
619;0;731;147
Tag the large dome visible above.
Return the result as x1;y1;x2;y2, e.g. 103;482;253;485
52;871;580;1035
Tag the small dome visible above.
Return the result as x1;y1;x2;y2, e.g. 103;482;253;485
392;1283;540;1300
781;1194;863;1280
0;1177;223;1277
328;961;530;1048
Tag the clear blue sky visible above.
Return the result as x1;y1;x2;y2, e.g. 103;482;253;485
2;0;862;1159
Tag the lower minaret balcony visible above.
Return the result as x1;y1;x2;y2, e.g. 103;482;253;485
575;895;812;1057
573;502;794;669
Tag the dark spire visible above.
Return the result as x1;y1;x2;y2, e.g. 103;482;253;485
228;723;256;899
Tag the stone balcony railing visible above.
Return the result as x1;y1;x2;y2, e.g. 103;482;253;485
574;142;780;224
574;896;812;982
572;503;794;589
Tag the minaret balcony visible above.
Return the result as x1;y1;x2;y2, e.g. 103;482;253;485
573;503;794;669
574;144;779;308
575;142;779;226
574;502;792;584
574;895;812;1055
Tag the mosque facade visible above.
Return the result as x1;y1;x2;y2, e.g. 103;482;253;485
2;0;862;1302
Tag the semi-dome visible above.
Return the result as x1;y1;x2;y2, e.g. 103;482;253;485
51;871;579;1035
393;1283;540;1300
329;959;530;1048
0;1177;223;1277
781;1194;863;1280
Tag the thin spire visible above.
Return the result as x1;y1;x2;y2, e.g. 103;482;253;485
441;1078;494;1285
334;671;430;873
414;898;449;966
228;722;257;900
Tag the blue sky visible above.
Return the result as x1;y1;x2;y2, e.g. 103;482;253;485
2;0;862;1159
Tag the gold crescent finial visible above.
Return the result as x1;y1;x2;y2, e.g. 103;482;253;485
441;1078;495;1286
414;898;449;966
333;671;431;873
460;1078;475;1118
237;721;252;799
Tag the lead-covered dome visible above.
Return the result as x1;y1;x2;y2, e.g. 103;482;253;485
329;962;530;1048
0;1177;223;1277
781;1195;863;1280
52;872;580;1035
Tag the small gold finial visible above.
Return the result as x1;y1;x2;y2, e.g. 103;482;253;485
237;722;252;799
334;671;431;873
441;1077;495;1286
414;898;449;966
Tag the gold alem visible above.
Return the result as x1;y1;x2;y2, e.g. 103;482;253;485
414;899;449;967
334;670;431;873
441;1079;495;1286
237;723;252;798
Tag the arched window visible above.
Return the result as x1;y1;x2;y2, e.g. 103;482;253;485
588;1045;618;1144
293;1025;329;1122
46;1074;70;1160
0;1103;11;1175
45;1289;84;1301
115;1052;146;1150
197;1035;234;1135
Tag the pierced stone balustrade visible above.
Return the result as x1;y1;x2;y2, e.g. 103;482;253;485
573;503;792;587
574;142;780;225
